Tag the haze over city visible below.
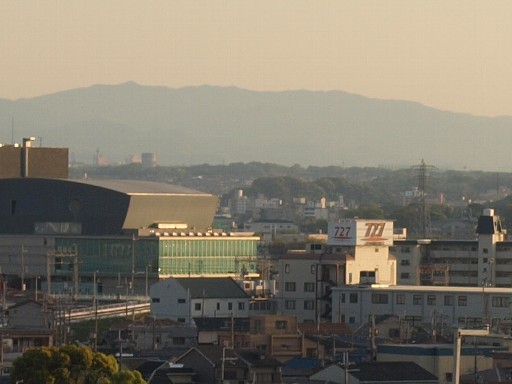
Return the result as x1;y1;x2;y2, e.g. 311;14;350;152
2;1;512;117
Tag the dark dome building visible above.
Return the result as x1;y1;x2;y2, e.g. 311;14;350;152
0;141;260;295
0;178;218;236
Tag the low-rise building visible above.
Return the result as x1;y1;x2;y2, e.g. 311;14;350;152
331;284;512;331
150;277;250;323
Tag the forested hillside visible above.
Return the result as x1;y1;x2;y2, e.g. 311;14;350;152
69;162;512;231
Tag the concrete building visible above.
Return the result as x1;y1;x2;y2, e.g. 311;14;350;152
392;209;506;287
131;316;197;351
244;221;299;241
377;344;501;384
0;137;68;179
277;219;396;322
331;284;512;330
217;315;316;363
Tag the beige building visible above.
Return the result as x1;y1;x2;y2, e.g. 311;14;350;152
217;314;326;362
277;219;397;322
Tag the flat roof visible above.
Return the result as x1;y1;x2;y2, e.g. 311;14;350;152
333;284;512;294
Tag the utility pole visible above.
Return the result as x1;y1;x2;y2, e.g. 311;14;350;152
93;271;98;352
20;245;26;291
145;265;149;297
370;314;377;360
453;326;489;384
131;235;136;295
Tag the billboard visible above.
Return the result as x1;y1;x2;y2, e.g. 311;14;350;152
327;219;394;246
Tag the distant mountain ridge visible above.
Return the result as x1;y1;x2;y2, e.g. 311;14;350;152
0;82;511;171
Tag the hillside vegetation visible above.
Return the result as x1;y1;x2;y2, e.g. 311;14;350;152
70;162;512;232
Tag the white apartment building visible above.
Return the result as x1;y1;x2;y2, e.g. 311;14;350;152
331;284;512;328
393;209;506;287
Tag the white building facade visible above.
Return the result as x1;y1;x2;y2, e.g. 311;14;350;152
331;284;512;329
150;277;250;323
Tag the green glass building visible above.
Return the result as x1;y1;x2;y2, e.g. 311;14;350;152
55;233;260;281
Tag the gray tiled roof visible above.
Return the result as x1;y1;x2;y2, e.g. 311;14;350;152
175;277;249;299
350;361;438;382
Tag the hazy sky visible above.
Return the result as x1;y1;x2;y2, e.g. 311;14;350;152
1;1;511;117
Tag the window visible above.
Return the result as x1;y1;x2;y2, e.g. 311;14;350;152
396;294;405;305
349;293;358;303
400;272;410;279
275;320;288;329
304;282;315;292
238;302;245;310
152;298;160;303
483;248;489;254
304;300;315;310
310;265;316;274
371;293;388;304
413;295;422;305
341;293;346;303
427;295;436;305
492;296;510;307
228;302;233;310
285;282;296;292
177;298;186;304
216;302;221;310
444;295;453;306
445;373;453;382
400;259;410;266
194;303;202;311
285;300;296;310
458;296;467;306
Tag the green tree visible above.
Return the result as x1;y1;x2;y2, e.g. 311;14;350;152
110;370;146;384
9;345;145;384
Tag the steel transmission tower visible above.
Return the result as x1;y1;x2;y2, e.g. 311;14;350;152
412;159;437;238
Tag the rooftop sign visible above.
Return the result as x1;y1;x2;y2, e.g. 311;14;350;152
327;219;394;246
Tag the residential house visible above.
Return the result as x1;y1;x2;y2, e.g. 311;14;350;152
150;277;250;323
170;345;282;384
131;316;197;351
310;361;439;384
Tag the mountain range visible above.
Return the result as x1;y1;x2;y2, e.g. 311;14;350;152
1;82;511;171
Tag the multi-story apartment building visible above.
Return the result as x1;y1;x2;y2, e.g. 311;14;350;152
393;208;505;287
331;284;512;328
277;219;396;322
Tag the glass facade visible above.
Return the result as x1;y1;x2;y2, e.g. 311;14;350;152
158;237;259;276
54;235;260;277
55;237;159;276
